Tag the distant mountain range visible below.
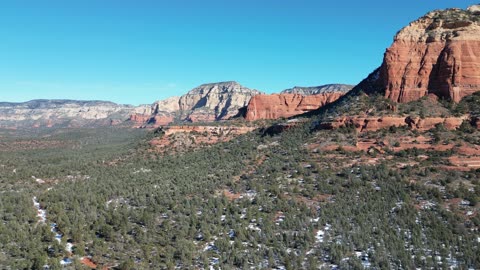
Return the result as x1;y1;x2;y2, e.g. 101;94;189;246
0;99;134;128
0;82;351;128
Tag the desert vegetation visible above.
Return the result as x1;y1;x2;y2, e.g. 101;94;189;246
0;110;478;269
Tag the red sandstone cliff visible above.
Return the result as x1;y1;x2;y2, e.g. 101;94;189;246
245;93;345;121
318;115;470;132
380;6;480;103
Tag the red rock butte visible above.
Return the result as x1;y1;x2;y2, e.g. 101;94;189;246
245;93;345;121
380;7;480;103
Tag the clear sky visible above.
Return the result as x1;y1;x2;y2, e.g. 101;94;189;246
0;0;477;105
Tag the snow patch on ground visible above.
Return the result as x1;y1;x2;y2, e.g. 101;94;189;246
60;258;72;265
355;251;371;268
32;176;45;184
132;168;152;174
66;242;74;253
33;197;46;223
316;230;325;243
33;196;75;265
315;224;331;244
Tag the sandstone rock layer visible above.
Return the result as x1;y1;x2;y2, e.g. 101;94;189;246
131;81;262;127
381;7;480;103
245;93;345;121
318;115;471;132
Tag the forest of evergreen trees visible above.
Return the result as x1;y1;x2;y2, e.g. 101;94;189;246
0;101;479;269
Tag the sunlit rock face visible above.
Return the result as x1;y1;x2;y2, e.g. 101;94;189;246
381;6;480;103
178;81;262;121
281;84;353;95
130;81;262;126
0;100;135;128
318;115;470;132
244;92;347;121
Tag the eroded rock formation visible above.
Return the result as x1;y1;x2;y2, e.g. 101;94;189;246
245;92;346;121
281;84;353;95
318;115;471;132
131;81;262;126
150;125;257;153
380;6;480;103
179;82;261;120
162;125;256;136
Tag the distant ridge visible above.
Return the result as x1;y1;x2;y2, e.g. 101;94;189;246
281;84;354;95
0;99;127;109
0;99;134;128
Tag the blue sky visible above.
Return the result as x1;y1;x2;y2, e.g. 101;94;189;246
0;0;477;105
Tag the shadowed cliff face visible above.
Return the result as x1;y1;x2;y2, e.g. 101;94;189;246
381;6;480;103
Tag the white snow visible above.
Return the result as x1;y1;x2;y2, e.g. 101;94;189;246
247;224;261;232
460;200;471;206
66;243;74;253
316;230;325;243
32;176;45;184
33;197;46;223
314;224;331;244
245;190;257;201
60;258;72;265
355;251;371;268
421;201;436;210
203;242;217;252
132;168;152;174
33;196;76;264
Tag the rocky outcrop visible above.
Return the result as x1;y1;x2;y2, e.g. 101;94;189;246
318;115;470;132
131;81;262;127
163;125;256;136
150;125;257;153
281;84;353;95
245;92;346;121
0;100;136;128
380;6;480;103
130;97;180;127
153;96;181;113
179;82;261;121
